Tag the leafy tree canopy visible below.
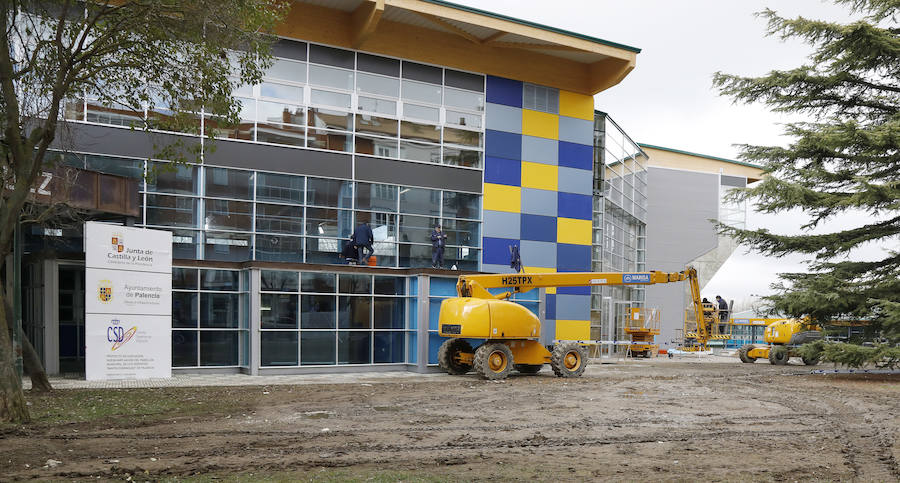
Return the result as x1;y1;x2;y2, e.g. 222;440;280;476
713;0;899;366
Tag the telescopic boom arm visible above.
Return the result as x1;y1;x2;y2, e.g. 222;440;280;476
456;268;698;300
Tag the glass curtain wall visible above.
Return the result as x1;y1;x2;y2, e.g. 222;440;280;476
259;270;408;367
65;40;486;169
591;113;647;352
172;267;250;368
61;153;481;269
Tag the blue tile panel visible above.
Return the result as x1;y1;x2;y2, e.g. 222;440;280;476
485;129;522;161
558;166;593;195
557;243;591;272
486;76;523;108
545;294;557;319
558;141;593;171
558;116;594;144
520;214;556;242
520;188;558;216
482;237;520;265
521;135;558;165
558;286;591;295
485;102;522;134
484;156;522;187
558;192;593;220
555;294;591;320
519;240;556;267
482;210;521;239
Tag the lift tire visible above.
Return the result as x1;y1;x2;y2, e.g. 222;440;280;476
550;343;587;378
438;339;473;375
515;364;543;375
474;342;513;380
738;345;757;363
802;355;821;366
768;345;789;365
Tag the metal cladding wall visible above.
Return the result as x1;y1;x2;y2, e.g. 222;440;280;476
644;167;719;348
481;75;595;341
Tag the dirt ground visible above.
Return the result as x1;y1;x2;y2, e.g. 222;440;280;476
2;359;899;482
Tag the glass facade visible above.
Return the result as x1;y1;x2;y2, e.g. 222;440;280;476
172;268;250;368
259;270;409;366
61;154;481;270
65;39;486;169
62;39;487;271
592;113;648;353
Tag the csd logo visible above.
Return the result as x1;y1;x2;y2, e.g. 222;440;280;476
108;321;125;342
107;319;137;350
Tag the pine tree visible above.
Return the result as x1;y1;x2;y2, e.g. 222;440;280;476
713;0;899;367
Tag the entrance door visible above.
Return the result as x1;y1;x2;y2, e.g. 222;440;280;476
58;265;85;374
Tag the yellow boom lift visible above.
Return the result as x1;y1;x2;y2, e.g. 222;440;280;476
679;278;730;351
738;318;823;365
437;267;708;380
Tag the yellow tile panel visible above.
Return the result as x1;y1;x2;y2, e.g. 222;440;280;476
520;162;558;191
557;217;592;245
559;90;595;120
556;320;590;341
523;266;556;293
522;109;559;140
483;183;521;214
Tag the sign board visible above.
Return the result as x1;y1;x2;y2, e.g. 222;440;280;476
84;314;171;380
84;222;172;272
85;269;171;316
84;222;172;381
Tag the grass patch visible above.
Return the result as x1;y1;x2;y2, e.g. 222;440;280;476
1;387;253;430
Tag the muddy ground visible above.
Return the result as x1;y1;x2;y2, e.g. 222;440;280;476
1;359;899;482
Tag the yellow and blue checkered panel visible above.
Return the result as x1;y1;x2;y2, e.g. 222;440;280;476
483;76;594;340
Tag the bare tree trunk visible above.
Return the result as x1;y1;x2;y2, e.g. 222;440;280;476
3;296;52;392
21;327;51;392
0;290;30;423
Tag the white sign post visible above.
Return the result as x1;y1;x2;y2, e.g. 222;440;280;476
84;222;172;380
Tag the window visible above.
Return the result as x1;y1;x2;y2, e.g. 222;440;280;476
172;268;247;367
257;270;408;366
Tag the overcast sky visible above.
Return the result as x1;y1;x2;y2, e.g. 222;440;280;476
451;0;873;311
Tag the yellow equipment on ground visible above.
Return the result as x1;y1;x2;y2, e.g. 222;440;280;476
437;268;706;380
737;318;823;365
624;307;660;358
679;281;731;352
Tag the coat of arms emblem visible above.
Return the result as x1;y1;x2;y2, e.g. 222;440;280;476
98;280;113;302
111;234;124;253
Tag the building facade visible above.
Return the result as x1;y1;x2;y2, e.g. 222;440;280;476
21;0;646;375
640;144;763;350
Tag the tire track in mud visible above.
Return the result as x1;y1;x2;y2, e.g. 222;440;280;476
723;374;900;481
25;426;828;480
4;365;896;481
